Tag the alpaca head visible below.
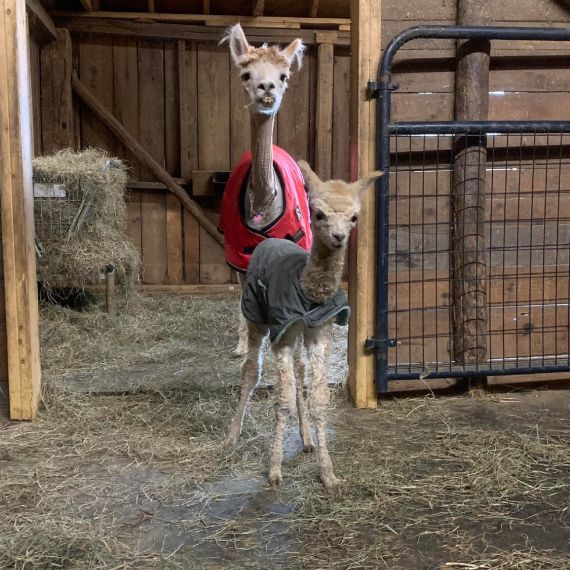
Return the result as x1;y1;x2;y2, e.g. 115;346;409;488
298;161;384;251
220;23;305;116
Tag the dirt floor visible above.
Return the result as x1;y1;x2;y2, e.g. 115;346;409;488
0;295;569;569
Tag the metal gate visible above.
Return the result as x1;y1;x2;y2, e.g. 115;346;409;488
367;26;570;392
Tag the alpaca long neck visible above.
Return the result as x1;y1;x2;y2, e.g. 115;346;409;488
300;240;346;301
250;112;275;212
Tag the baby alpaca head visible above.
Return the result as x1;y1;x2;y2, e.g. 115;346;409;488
220;23;305;116
298;161;384;251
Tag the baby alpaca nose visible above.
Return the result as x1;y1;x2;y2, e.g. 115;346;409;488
332;232;346;243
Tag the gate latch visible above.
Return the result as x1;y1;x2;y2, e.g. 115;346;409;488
365;337;398;350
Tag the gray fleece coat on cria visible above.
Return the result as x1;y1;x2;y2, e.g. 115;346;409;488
241;238;350;344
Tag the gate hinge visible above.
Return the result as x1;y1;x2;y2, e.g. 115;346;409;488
365;337;398;350
367;80;399;99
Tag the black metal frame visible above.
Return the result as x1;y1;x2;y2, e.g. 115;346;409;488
369;25;570;393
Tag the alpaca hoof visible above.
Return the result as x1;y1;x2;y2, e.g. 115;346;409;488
322;474;343;492
231;346;248;358
268;472;282;486
302;443;315;453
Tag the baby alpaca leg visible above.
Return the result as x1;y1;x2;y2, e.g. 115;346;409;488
232;274;249;357
268;342;296;486
306;323;340;490
294;337;314;453
226;323;265;447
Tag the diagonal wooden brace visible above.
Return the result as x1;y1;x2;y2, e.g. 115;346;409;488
71;73;224;248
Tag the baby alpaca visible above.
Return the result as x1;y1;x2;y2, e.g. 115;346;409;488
225;162;383;490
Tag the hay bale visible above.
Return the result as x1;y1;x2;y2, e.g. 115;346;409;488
33;148;140;292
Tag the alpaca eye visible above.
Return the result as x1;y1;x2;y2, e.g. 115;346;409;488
315;211;327;221
280;74;287;82
351;215;358;223
241;72;251;81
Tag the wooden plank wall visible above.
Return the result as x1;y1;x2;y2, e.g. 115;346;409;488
383;0;570;367
32;34;350;285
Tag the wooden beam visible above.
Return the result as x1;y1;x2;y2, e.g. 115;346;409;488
51;11;351;27
310;0;320;18
55;17;351;44
203;0;210;14
347;0;381;409
79;0;93;10
252;0;264;16
71;74;224;248
40;28;73;153
148;0;155;13
0;0;42;419
26;0;57;44
315;41;334;179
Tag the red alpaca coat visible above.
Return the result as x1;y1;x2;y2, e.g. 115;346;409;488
218;145;313;273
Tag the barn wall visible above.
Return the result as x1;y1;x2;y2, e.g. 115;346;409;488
34;34;350;285
383;0;570;365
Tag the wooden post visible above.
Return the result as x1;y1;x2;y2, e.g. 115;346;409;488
0;0;42;419
451;0;490;396
347;0;381;408
105;264;116;316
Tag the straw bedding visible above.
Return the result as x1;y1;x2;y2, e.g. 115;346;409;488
0;295;568;569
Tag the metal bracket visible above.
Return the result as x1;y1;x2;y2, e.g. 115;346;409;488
365;337;397;350
367;80;399;99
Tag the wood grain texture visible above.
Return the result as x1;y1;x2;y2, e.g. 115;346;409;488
138;39;167;284
0;0;41;419
40;28;73;154
197;44;231;284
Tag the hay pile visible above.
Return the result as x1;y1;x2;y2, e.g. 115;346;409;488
33;148;140;291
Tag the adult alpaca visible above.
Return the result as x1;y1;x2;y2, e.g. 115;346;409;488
219;24;312;357
225;162;383;490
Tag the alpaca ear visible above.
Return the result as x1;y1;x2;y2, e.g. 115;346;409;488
220;24;251;66
298;160;321;193
281;38;305;69
351;170;384;196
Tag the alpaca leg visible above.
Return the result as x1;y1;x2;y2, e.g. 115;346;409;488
268;342;296;486
294;337;314;453
225;323;265;447
306;323;340;490
232;274;248;358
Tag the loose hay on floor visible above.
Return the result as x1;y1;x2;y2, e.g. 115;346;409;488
0;295;568;569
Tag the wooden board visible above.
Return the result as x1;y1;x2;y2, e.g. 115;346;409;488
229;53;251;166
138;39;167;284
332;51;350;181
197;44;231;284
315;41;334;179
164;40;183;284
79;37;115;152
113;37;140;177
40;29;73;154
28;37;42;155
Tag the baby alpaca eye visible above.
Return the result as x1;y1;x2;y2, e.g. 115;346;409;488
350;215;358;223
315;211;327;221
280;74;287;82
241;72;251;81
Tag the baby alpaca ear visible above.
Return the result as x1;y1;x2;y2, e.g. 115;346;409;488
281;38;305;69
220;23;251;66
298;160;321;193
351;170;384;196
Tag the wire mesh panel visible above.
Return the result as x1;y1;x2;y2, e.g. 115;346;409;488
386;128;570;381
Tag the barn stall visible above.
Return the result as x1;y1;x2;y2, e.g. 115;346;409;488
0;0;569;568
